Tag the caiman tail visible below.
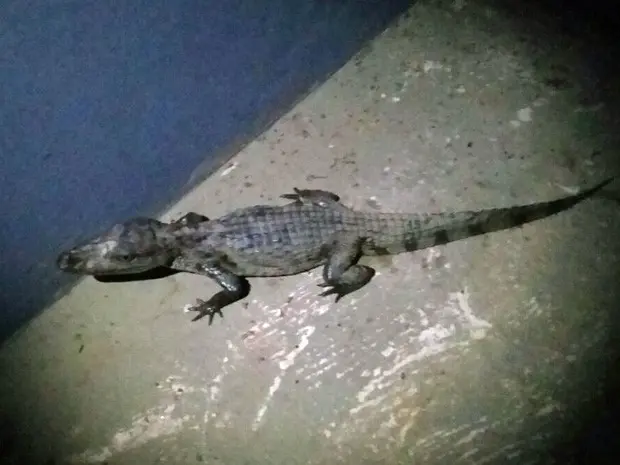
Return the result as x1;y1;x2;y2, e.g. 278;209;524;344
361;177;613;255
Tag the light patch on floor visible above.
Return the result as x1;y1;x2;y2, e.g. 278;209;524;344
327;289;491;448
252;325;316;430
68;403;190;464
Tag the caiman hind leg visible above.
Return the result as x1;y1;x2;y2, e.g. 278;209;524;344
171;253;250;324
281;187;341;207
319;236;376;301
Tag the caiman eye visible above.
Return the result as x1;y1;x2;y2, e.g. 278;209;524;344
118;254;132;261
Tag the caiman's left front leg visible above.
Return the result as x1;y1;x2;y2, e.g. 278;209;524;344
319;235;376;301
171;253;250;324
171;212;210;227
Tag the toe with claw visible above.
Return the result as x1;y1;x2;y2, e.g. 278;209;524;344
187;299;224;325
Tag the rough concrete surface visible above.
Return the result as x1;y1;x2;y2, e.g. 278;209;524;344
2;1;620;464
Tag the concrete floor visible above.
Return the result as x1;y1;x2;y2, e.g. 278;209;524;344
2;1;620;463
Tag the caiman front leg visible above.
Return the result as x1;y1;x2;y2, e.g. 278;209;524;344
171;253;250;324
319;235;376;301
171;212;210;227
281;187;341;207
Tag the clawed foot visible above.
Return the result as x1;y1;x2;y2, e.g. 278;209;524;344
317;265;376;302
185;299;224;324
280;187;305;202
317;282;356;303
281;187;340;207
170;212;210;230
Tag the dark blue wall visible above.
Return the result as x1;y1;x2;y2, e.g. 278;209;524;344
0;0;410;342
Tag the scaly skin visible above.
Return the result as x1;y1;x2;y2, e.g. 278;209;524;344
57;179;613;323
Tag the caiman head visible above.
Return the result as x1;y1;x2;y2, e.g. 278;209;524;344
57;217;177;276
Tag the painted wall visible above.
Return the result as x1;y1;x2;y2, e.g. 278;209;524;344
0;0;411;342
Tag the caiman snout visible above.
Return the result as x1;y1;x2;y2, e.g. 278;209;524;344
56;251;80;272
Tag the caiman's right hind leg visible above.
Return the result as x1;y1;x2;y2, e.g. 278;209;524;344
318;235;376;302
